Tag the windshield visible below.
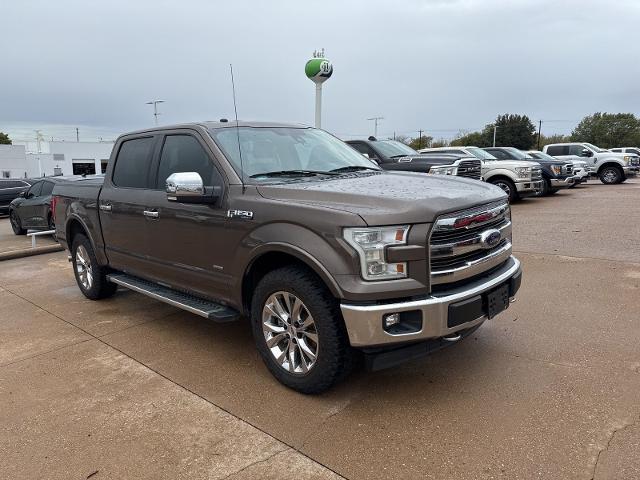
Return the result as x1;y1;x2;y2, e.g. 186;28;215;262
375;140;419;157
209;127;380;181
583;143;607;153
529;151;557;161
467;147;497;160
504;147;533;160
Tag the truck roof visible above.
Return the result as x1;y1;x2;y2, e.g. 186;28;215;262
119;120;310;139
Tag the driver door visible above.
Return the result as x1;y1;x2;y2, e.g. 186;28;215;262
18;181;43;227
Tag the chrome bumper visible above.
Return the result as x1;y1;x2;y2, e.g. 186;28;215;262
340;256;521;347
515;180;543;192
623;166;639;175
550;176;577;188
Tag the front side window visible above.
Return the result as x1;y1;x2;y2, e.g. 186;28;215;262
374;141;418;157
27;181;43;197
156;135;221;189
568;145;585;156
210;127;380;181
40;181;55;196
486;149;508;160
112;137;155;188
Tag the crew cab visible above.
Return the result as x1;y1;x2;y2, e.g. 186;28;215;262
53;121;522;393
484;147;577;196
345;138;482;180
543;142;639;184
421;146;543;202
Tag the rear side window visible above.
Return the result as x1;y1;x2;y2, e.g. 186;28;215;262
155;135;222;189
547;146;568;156
40;181;55;196
610;148;622;152
1;181;24;189
112;137;155;188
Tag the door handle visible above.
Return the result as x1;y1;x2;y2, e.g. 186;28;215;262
143;210;159;219
99;204;112;212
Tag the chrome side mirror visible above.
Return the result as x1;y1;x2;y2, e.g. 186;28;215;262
166;172;207;203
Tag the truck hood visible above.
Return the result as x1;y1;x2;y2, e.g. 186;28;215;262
256;171;505;225
484;159;540;168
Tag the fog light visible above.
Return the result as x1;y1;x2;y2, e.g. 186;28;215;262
383;313;401;329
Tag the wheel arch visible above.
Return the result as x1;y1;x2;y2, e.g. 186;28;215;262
597;161;624;174
65;215;108;265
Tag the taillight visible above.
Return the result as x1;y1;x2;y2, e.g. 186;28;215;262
51;195;58;222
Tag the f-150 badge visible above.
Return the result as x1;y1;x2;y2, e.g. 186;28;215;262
227;209;254;220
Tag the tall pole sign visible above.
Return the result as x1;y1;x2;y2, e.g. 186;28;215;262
305;49;333;129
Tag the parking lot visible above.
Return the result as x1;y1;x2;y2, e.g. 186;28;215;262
1;180;638;479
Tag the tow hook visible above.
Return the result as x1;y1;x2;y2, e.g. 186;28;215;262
443;333;462;342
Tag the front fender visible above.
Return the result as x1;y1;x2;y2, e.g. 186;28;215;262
483;168;517;181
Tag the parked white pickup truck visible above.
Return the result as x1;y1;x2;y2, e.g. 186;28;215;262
419;146;542;202
543;142;640;184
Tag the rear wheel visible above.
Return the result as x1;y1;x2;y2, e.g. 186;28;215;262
9;210;26;235
489;178;517;203
250;265;353;394
71;234;117;300
599;165;623;184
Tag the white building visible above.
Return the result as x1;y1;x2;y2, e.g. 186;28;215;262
0;140;115;178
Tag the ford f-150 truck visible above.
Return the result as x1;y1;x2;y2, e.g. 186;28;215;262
53;121;522;393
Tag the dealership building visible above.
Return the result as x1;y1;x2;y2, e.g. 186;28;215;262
0;140;114;179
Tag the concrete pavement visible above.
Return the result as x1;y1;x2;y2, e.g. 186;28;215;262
0;179;638;479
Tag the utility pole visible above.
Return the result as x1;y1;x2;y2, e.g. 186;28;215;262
367;116;384;137
76;127;79;142
418;129;423;149
146;100;165;126
493;125;498;147
537;120;542;150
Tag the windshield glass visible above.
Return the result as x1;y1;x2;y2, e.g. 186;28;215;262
504;147;532;160
375;140;419;157
467;147;497;160
530;151;557;161
583;143;607;153
209;127;380;180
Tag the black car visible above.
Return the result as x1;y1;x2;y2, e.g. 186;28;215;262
9;176;75;235
346;137;482;180
483;147;577;196
0;179;31;215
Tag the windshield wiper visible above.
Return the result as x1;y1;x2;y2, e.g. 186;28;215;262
249;169;339;178
329;165;380;173
389;154;412;159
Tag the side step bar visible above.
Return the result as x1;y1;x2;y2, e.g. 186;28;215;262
107;273;239;323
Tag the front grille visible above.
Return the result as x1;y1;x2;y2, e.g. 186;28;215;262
631;157;640;166
429;201;512;287
531;167;542;181
456;159;482;180
562;164;573;175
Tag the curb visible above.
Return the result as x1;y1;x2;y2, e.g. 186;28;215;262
0;244;65;261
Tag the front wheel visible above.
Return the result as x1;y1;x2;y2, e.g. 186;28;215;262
599;166;623;184
250;265;353;394
9;210;26;235
489;178;517;203
71;234;117;300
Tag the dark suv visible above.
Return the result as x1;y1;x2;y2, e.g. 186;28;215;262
346;138;482;180
483;147;577;196
0;179;31;215
9;177;70;234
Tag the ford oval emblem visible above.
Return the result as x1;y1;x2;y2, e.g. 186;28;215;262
481;229;501;249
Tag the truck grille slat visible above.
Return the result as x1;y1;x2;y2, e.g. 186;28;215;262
456;160;482;180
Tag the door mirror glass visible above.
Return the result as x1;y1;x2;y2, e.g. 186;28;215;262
581;149;592;157
166;172;219;204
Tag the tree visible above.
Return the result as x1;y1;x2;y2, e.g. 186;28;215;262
537;133;571;149
571;112;640;148
0;132;11;145
450;130;490;147
408;134;433;150
391;134;411;145
489;114;537;150
431;138;449;148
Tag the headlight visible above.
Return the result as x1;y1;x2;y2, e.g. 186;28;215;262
514;167;531;179
429;166;457;175
624;155;632;165
550;164;562;175
344;226;409;280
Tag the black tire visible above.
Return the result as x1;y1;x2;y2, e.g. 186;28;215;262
250;265;353;394
548;187;559;195
9;210;26;235
535;178;550;197
489;178;517;203
599;165;623;184
71;234;117;300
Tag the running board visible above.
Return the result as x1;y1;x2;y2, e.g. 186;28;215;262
106;273;239;322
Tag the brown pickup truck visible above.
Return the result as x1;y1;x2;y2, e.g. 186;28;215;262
53;121;522;393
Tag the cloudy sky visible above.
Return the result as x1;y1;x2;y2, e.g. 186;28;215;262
2;0;639;143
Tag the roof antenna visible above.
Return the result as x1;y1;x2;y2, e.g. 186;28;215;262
230;64;245;193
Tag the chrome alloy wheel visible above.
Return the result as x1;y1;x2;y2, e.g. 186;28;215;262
75;245;94;290
262;291;319;375
602;167;619;184
494;181;512;196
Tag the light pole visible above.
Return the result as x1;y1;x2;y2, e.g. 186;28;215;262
367;116;384;137
493;125;498;147
146;100;165;126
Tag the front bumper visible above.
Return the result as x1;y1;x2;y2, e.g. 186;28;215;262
340;256;522;347
623;166;639;176
550;176;577;188
515;179;543;195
